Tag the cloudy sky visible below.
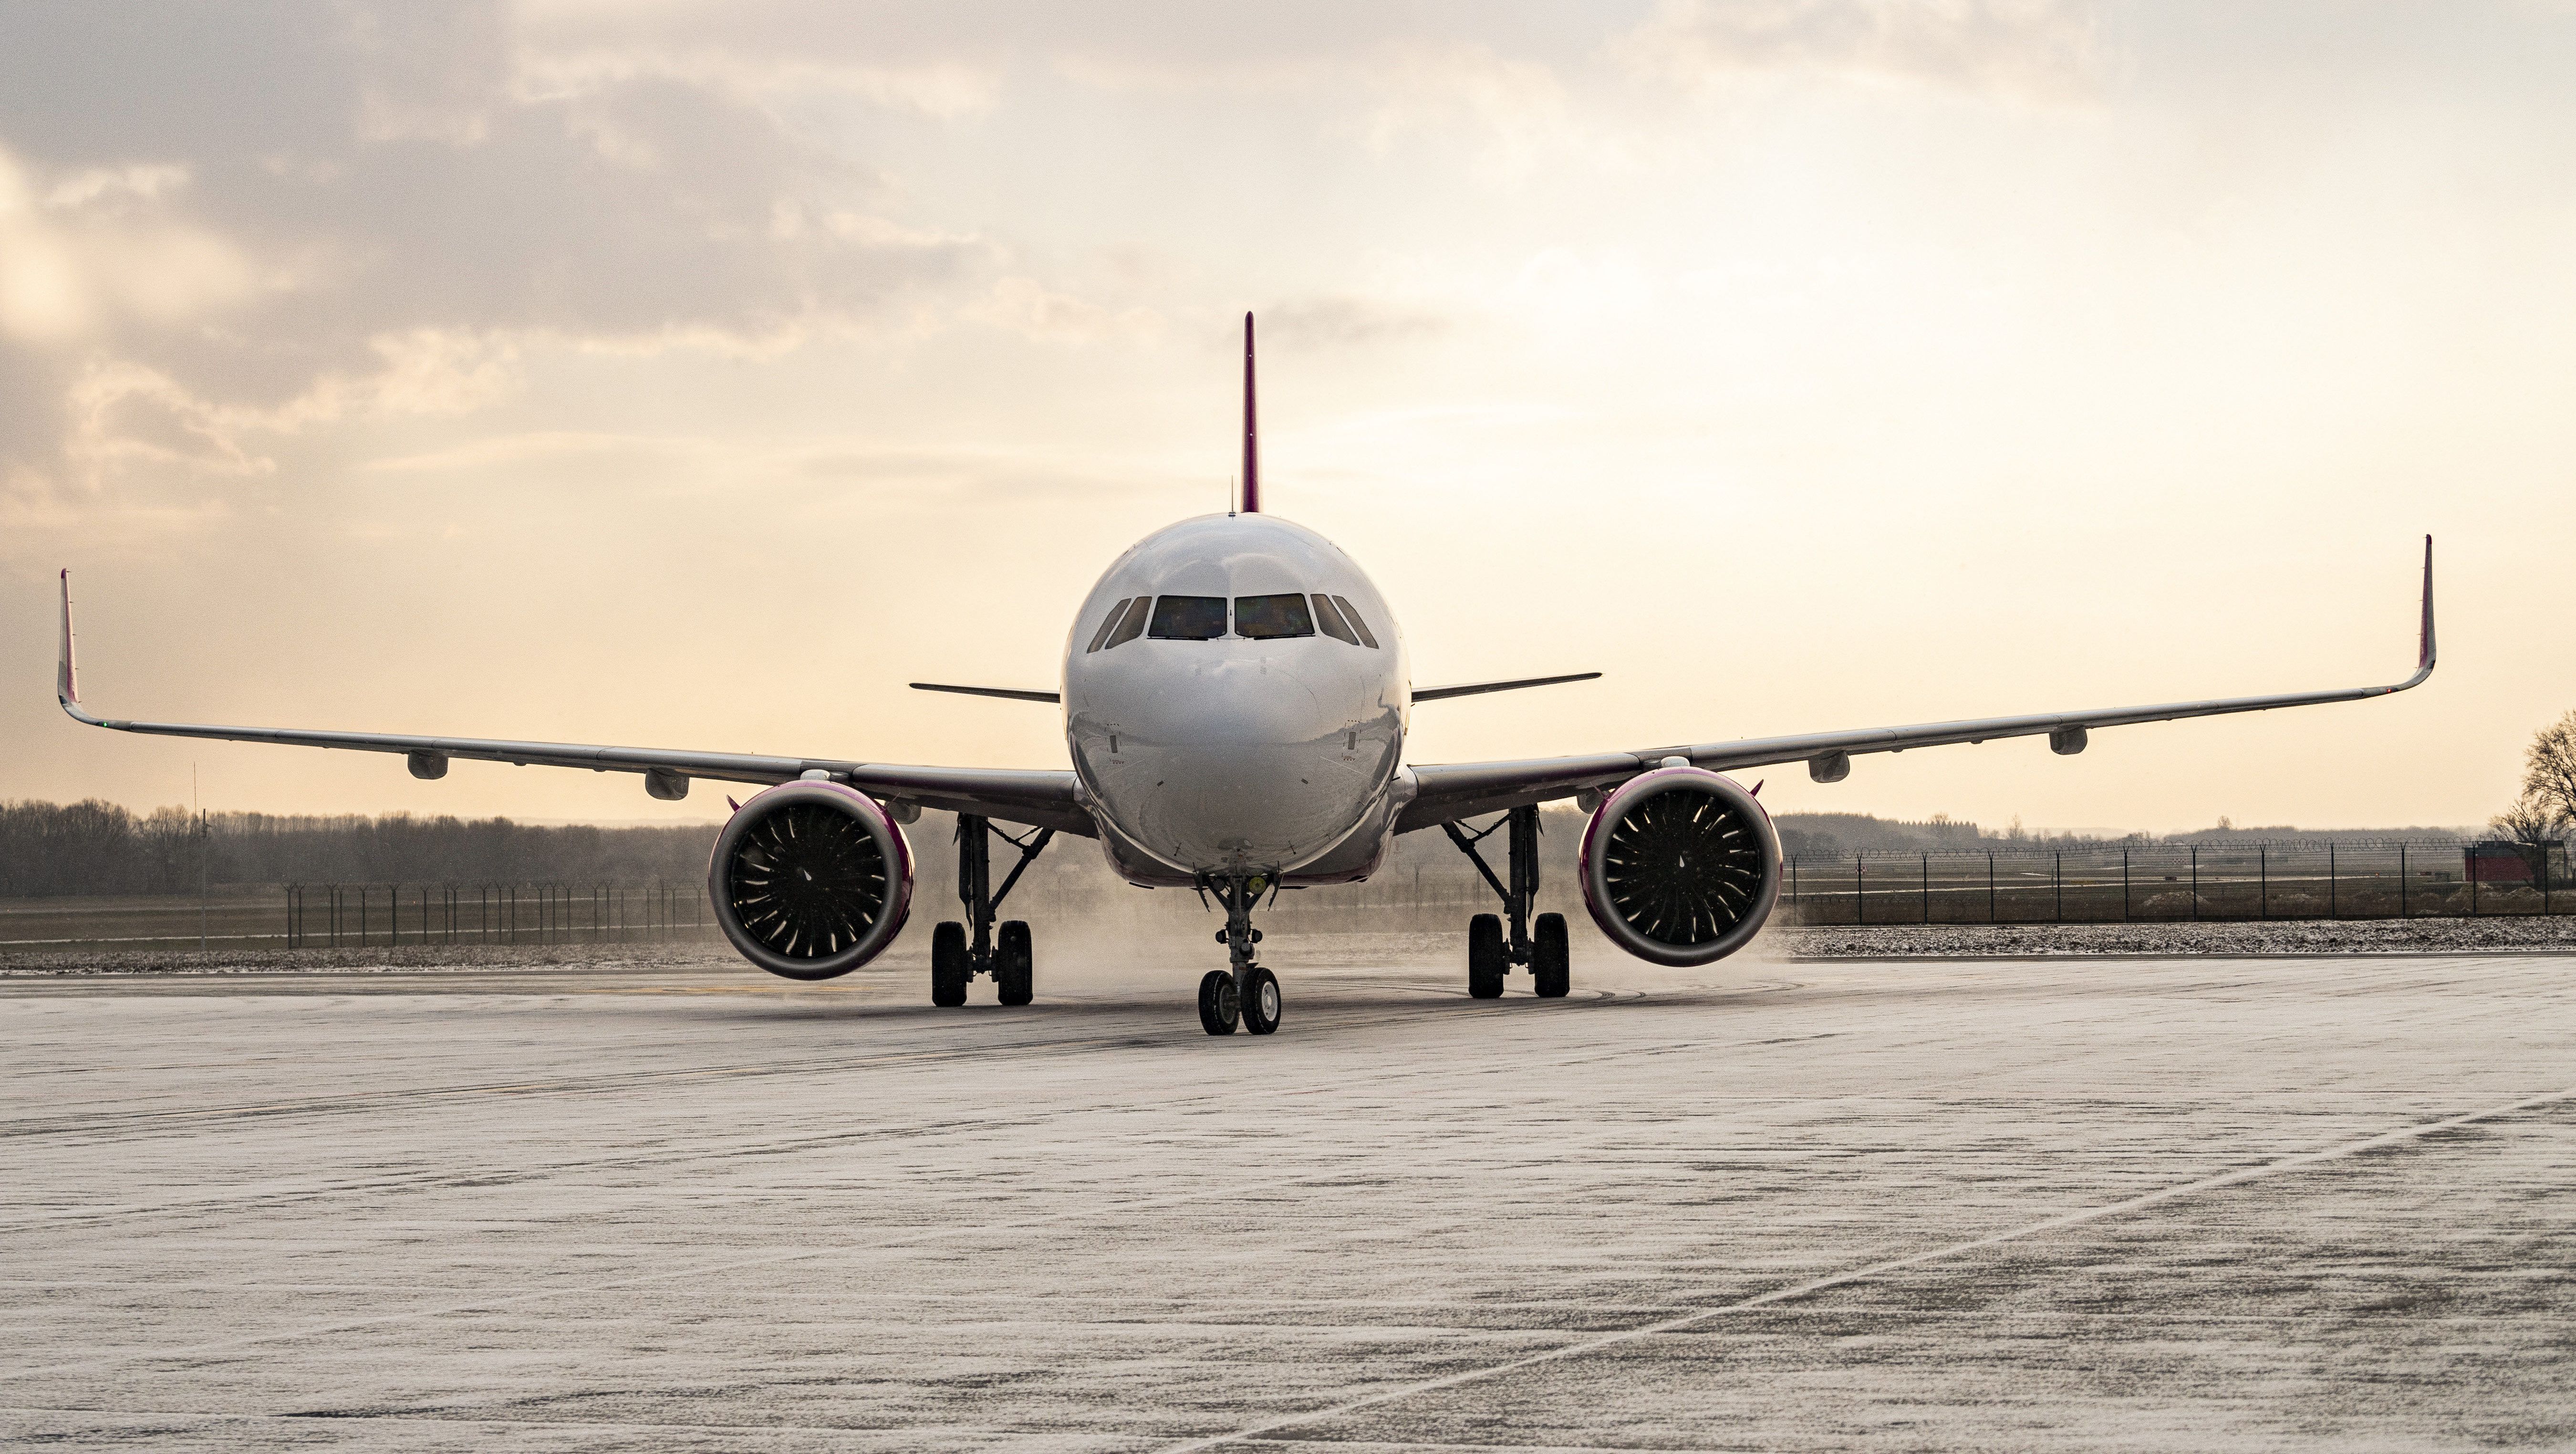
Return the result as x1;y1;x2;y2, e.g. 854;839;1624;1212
3;0;2569;832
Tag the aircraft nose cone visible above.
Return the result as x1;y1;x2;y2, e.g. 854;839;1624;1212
1082;656;1381;872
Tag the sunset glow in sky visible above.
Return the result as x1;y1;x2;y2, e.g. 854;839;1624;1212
3;2;2569;831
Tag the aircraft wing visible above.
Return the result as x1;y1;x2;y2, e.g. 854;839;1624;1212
1395;538;2436;832
52;572;1092;836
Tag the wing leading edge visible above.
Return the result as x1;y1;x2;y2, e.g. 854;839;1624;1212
53;572;1091;835
1396;538;2436;832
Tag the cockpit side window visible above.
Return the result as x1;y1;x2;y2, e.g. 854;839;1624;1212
1105;596;1150;648
1147;594;1228;641
1310;593;1360;645
1086;597;1134;653
1330;595;1380;648
1234;593;1314;639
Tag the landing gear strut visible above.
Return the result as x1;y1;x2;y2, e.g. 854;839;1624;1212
932;814;1053;1007
1198;874;1280;1036
1441;804;1569;999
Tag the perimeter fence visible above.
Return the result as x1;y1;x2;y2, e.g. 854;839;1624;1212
283;882;718;949
1777;841;2571;926
8;841;2570;954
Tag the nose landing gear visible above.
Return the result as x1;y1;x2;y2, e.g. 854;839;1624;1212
1443;804;1571;1000
1199;874;1280;1035
932;814;1054;1007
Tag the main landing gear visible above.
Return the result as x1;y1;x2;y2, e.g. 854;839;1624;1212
931;815;1054;1007
1441;804;1570;1000
1197;874;1280;1037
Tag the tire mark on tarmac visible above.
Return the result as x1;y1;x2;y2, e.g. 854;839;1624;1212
1159;1083;2576;1453
0;1125;1725;1384
6;960;2476;1240
6;988;1967;1366
0;998;1463;1141
0;985;1811;1235
0;976;1807;1145
12;970;2555;1392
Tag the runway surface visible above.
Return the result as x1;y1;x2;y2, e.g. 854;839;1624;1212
5;946;2573;1450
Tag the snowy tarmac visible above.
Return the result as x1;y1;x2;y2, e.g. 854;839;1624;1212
5;946;2573;1451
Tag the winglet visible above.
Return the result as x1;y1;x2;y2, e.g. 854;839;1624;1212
55;569;101;725
56;570;76;706
1239;311;1260;514
2416;534;2436;678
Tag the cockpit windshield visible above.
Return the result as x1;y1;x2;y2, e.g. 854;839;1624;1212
1085;598;1135;653
1233;593;1314;639
1146;595;1227;640
1101;591;1378;646
1330;594;1379;649
1311;594;1358;645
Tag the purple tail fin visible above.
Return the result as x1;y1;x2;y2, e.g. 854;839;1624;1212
1240;312;1259;513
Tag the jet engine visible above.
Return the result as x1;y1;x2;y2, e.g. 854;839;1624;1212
1578;766;1781;966
708;780;914;980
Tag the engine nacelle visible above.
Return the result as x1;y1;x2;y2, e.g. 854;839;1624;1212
708;780;914;981
1578;766;1782;966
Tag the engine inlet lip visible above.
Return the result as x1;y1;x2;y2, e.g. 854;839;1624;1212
1578;765;1782;967
707;779;914;980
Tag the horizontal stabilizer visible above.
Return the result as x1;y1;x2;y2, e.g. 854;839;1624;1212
1413;673;1601;703
910;683;1061;704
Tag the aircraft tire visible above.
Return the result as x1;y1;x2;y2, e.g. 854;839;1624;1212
931;921;969;1007
1533;913;1570;998
996;920;1033;1006
1197;969;1238;1035
1467;914;1506;999
1242;966;1281;1035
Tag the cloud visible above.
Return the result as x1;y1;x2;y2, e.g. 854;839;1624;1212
971;277;1161;345
0;150;261;345
1360;44;1625;182
1615;0;2101;101
510;42;1001;123
1257;295;1455;349
0;4;1011;512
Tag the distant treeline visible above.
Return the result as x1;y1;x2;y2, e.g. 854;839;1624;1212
0;800;716;897
0;798;2491;899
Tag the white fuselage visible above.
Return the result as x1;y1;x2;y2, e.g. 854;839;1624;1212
1062;514;1409;885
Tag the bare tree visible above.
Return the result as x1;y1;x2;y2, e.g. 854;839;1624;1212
2521;709;2576;829
2490;790;2564;882
2490;713;2576;884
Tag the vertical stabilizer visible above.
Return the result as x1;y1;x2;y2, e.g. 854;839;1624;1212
1240;312;1260;512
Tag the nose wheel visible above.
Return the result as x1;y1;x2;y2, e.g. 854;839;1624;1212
1198;969;1238;1034
1241;966;1280;1034
1201;874;1282;1036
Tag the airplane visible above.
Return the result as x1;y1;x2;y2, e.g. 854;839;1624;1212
55;313;2436;1036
